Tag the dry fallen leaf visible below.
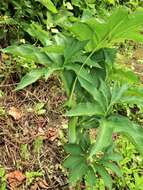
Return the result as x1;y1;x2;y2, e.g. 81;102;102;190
38;179;49;189
7;170;26;189
8;107;23;120
30;183;38;190
47;127;58;141
30;180;48;190
36;116;47;128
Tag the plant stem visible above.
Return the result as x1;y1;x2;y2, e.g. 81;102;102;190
68;48;97;106
68;24;115;106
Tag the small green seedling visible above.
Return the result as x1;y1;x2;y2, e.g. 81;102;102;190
25;171;43;185
34;102;46;115
0;167;6;190
20;144;30;160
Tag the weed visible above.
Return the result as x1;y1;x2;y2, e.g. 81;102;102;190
25;171;43;185
20;144;30;160
0;167;6;190
34;102;46;115
33;136;44;156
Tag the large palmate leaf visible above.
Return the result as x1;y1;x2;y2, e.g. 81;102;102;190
16;65;61;90
120;87;143;107
74;82;129;116
71;54;102;68
66;102;105;117
110;115;143;155
65;63;95;85
69;162;88;185
110;84;129;106
60;70;75;97
44;64;62;80
80;117;99;129
79;131;91;151
103;48;117;65
103;48;117;77
3;45;52;65
64;143;84;155
15;69;46;90
26;23;51;46
96;165;112;190
68;117;78;143
120;96;143;107
103;152;123;163
114;9;143;40
38;0;58;13
69;22;93;41
69;7;143;51
101;161;122;177
63;155;85;169
110;69;140;84
89;119;114;157
99;79;111;107
86;166;97;187
78;77;107;111
42;45;64;53
64;38;88;62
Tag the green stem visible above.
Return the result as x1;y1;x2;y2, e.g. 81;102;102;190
68;22;115;106
68;48;97;106
67;31;114;148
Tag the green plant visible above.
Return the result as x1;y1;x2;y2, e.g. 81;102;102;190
115;137;143;190
34;102;46;115
33;136;44;156
0;167;6;190
20;144;30;160
25;171;43;185
0;0;44;45
0;107;6;116
3;7;143;189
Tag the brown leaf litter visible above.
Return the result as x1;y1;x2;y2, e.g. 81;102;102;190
0;71;68;189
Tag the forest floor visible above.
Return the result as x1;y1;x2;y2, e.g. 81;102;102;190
0;56;69;189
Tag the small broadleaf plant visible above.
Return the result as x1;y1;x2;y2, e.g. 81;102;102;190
2;7;143;189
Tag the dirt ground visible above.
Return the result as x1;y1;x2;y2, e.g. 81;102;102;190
0;60;68;189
